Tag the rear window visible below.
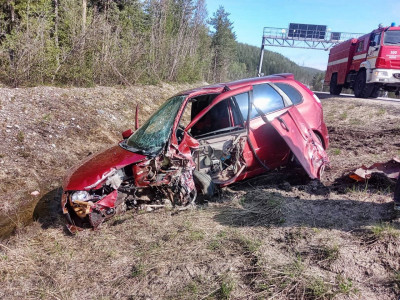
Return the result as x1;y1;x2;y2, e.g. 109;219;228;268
274;83;303;105
252;83;284;117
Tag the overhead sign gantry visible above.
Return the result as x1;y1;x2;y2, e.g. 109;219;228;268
258;23;364;76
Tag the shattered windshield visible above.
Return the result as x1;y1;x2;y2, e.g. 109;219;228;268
384;31;400;45
124;95;186;155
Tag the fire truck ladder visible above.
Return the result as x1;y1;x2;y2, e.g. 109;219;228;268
258;25;364;76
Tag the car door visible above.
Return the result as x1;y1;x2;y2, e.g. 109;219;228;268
246;83;292;170
184;86;254;185
269;106;329;179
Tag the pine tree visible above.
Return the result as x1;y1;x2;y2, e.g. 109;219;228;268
209;6;236;82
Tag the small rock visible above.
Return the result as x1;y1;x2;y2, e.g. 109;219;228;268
71;117;75;121
6;129;11;133
14;125;19;129
49;135;52;138
77;125;81;129
51;144;56;148
0;160;4;164
31;191;40;196
6;125;12;129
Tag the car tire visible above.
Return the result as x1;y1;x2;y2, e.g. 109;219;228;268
353;70;374;98
193;170;215;201
329;73;342;95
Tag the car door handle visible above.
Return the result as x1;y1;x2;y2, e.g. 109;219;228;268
277;117;289;132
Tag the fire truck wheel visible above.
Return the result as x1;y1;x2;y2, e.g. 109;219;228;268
329;73;342;95
354;70;374;98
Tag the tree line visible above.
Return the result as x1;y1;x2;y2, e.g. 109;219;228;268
0;0;322;87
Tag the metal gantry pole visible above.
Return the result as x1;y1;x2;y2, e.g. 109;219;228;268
257;36;265;77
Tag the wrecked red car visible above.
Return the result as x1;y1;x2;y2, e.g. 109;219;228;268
62;74;329;232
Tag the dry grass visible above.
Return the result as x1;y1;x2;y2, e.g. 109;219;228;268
0;83;199;237
1;92;400;299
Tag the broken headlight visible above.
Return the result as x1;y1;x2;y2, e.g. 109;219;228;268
71;191;90;202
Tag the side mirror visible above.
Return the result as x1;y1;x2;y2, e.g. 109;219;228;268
369;41;376;47
122;129;133;139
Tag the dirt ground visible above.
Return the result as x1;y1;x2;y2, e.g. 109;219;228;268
0;87;400;299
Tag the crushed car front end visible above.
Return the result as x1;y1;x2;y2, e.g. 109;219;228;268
61;95;198;233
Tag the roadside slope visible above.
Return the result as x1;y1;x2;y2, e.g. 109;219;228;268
0;83;199;237
0;91;400;299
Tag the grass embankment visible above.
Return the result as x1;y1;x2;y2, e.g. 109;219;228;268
0;83;198;237
1;91;400;299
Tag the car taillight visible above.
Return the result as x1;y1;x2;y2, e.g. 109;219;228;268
376;57;387;68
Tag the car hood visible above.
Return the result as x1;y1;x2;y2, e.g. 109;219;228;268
64;144;146;191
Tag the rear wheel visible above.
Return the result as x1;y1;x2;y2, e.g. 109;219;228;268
353;70;374;98
329;73;342;95
193;170;215;201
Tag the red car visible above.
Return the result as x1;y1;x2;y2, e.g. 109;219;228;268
62;74;329;232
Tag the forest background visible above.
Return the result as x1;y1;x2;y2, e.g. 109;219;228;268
0;0;324;89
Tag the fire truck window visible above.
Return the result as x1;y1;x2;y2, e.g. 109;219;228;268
190;99;231;137
357;40;364;52
252;83;284;115
373;33;381;45
274;83;303;105
384;31;400;45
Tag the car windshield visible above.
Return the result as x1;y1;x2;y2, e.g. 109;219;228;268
383;30;400;45
124;95;186;155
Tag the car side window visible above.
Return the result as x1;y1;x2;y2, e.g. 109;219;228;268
232;92;252;121
274;83;303;105
252;83;285;115
190;99;231;137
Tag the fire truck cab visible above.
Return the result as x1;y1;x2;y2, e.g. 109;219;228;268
325;25;400;98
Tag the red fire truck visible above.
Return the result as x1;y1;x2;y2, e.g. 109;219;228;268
325;24;400;98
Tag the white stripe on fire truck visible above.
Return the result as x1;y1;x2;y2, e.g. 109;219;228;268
353;53;367;60
327;58;348;66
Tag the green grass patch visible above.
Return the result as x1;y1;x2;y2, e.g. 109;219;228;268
370;223;400;240
339;112;348;120
331;148;341;155
130;263;145;278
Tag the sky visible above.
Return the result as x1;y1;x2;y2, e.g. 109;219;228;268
204;0;400;70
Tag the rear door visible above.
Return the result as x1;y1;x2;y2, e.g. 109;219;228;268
269;106;329;179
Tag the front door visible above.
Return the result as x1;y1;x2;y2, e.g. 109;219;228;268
367;31;381;68
185;86;253;184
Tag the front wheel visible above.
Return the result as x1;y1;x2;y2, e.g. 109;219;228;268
370;85;380;98
353;70;374;98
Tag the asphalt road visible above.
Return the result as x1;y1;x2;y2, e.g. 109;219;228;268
314;91;400;105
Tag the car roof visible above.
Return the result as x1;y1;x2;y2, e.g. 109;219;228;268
179;73;295;95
